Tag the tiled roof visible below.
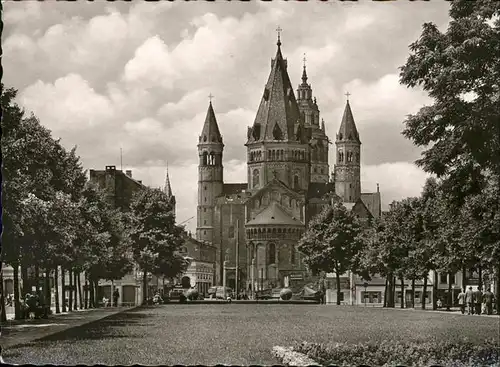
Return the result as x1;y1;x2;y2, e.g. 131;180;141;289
361;192;381;218
200;102;223;144
247;42;305;144
307;182;335;200
246;202;303;226
223;183;247;195
337;101;360;143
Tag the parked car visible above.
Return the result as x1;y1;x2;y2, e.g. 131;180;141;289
207;286;233;299
169;288;186;300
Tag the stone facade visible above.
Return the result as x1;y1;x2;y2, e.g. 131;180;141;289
195;38;382;291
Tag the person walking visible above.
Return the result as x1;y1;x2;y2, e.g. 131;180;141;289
483;288;494;315
473;286;483;315
457;288;466;314
465;286;474;315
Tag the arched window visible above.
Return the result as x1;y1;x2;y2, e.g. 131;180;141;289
355;152;360;163
269;243;276;264
347;151;353;162
209;152;216;165
338;150;344;163
252;169;260;188
291;246;296;264
202;151;208;165
294;174;300;190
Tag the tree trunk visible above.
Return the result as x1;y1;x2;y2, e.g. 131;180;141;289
422;273;428;310
462;266;467;291
411;278;416;309
61;267;67;313
45;269;51;312
446;272;452;311
478;265;483;290
21;265;28;296
432;271;438;310
89;277;94;309
335;272;341;306
13;263;22;319
142;269;148;305
392;276;397;308
0;270;7;322
383;277;388;308
73;271;78;310
55;266;60;314
84;278;88;309
34;264;40;296
68;269;73;311
496;263;500;315
386;274;393;308
77;272;83;309
400;277;405;309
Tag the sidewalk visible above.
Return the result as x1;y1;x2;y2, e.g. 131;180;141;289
1;306;137;349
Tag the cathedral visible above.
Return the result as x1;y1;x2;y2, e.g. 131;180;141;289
195;35;381;292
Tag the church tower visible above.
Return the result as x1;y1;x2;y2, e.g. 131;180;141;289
296;56;329;183
196;101;224;243
245;33;310;192
334;98;361;202
163;164;176;215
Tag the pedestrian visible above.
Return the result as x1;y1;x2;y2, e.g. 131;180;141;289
457;288;466;314
437;298;442;309
473;286;483;315
465;286;474;315
113;289;120;307
483;288;494;315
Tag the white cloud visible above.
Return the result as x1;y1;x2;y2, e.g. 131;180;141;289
4;1;452;233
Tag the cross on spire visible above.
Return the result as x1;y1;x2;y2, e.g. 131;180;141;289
303;53;307;68
345;91;351;101
276;26;282;46
208;93;214;103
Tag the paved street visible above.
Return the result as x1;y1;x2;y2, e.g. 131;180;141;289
2;304;498;365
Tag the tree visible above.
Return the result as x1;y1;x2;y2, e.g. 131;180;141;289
78;183;134;307
129;187;187;305
400;0;500;202
298;200;364;305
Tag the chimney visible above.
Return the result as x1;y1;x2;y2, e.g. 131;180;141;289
126;170;132;178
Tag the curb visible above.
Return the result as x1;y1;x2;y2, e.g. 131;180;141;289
272;346;320;366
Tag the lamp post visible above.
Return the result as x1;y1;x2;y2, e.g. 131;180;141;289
452;284;456;309
251;258;255;300
223;260;228;300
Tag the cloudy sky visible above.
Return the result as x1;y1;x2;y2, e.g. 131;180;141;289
3;1;451;232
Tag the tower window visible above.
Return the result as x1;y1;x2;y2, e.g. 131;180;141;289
294;175;300;190
203;135;207;142
347;152;353;162
204;230;206;235
202;151;208;165
338;150;344;163
269;243;276;264
291;246;296;264
204;208;207;212
204;186;207;191
204;197;207;203
252;169;260;188
204;220;207;225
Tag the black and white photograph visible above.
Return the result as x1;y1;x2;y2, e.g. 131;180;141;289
1;0;499;365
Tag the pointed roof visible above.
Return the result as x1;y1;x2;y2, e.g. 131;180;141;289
200;102;223;144
337;101;360;143
164;164;173;198
247;40;303;143
246;202;303;226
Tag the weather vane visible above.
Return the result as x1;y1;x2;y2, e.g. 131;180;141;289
345;91;351;101
208;93;214;103
276;26;282;45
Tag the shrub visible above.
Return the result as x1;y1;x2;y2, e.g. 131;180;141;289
294;339;499;367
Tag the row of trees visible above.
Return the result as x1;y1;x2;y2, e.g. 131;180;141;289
299;0;499;312
1;84;188;321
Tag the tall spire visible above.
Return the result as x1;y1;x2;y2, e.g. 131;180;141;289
200;100;223;144
301;53;308;84
164;162;173;197
247;34;303;143
337;98;360;143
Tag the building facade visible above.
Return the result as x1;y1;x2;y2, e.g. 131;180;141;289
195;36;382;292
